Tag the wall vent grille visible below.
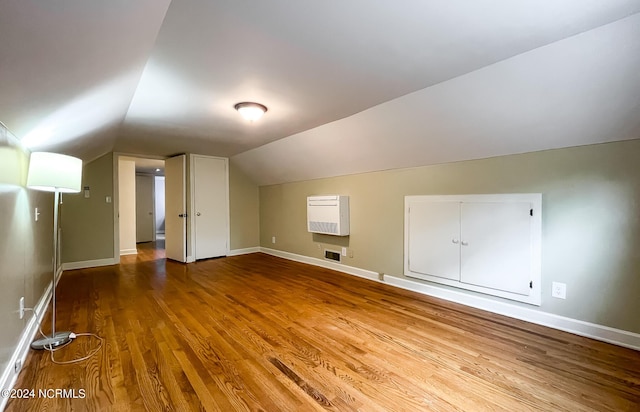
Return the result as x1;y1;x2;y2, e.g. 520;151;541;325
324;250;341;262
310;221;338;235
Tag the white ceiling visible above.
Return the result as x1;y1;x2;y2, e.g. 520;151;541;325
1;1;639;185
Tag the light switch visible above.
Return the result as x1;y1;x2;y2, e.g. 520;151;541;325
34;207;40;222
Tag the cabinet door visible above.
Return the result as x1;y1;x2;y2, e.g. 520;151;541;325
408;202;460;280
460;202;531;295
193;156;228;260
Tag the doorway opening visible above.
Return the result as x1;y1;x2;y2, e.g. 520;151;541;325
117;156;166;257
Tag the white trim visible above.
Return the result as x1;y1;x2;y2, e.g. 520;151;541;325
0;280;52;411
119;249;138;256
62;257;118;271
227;247;261;256
113;154;120;267
260;247;380;282
261;247;640;351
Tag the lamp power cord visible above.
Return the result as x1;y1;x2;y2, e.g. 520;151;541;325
25;307;104;365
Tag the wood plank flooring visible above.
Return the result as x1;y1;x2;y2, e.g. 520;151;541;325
6;242;640;411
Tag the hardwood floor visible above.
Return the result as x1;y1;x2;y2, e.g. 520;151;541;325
6;243;640;411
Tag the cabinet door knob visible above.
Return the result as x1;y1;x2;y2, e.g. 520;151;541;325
452;239;459;244
196;212;201;216
461;240;468;246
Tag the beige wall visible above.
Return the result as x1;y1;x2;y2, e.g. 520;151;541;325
0;125;53;385
229;161;260;250
61;153;115;264
118;160;136;253
260;140;640;334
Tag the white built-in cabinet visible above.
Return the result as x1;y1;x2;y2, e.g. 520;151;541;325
405;194;541;305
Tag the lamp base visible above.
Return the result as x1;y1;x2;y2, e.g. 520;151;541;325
31;331;73;350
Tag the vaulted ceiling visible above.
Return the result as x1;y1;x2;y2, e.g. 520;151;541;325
2;1;639;185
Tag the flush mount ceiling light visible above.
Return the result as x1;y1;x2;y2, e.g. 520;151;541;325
234;102;267;122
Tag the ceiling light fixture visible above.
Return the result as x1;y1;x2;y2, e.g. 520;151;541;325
234;102;267;122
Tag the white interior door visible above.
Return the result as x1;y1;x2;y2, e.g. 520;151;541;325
460;202;532;295
165;155;187;262
135;174;154;242
408;202;461;280
193;156;228;260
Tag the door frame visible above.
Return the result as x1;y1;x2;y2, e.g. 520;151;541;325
113;153;167;263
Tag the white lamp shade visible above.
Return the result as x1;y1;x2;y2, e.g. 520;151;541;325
27;152;82;193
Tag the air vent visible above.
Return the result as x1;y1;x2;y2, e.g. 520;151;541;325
324;250;341;263
309;221;338;234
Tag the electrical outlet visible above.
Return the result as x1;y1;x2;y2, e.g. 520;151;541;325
552;282;566;299
341;247;347;256
19;297;25;319
271;236;276;244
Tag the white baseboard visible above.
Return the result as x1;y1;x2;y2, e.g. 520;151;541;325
260;248;640;351
384;276;640;351
119;249;137;256
0;279;52;411
62;257;118;271
260;247;380;282
227;247;261;256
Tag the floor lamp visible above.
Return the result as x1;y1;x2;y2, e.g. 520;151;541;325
27;152;82;350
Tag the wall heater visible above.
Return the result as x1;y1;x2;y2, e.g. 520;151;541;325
307;195;350;236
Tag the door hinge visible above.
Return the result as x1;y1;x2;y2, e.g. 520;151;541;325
530;209;533;217
529;281;533;289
